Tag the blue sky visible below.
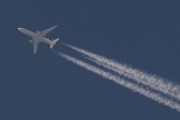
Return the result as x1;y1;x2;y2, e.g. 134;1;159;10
1;0;180;119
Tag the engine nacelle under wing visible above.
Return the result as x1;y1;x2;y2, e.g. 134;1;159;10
29;40;34;43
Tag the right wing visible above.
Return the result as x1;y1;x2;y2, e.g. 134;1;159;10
41;25;58;36
33;43;39;54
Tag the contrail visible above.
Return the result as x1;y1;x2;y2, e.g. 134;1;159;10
54;51;180;112
63;43;180;101
84;56;180;101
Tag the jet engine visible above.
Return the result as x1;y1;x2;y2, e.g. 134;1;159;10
29;40;34;43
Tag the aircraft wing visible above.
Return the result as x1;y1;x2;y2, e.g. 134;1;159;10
33;43;39;54
41;25;58;36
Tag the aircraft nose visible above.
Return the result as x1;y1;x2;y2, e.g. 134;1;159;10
18;28;24;32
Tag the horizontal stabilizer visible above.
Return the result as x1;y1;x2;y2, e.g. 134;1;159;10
50;38;59;49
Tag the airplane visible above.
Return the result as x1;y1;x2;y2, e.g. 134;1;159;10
18;25;59;54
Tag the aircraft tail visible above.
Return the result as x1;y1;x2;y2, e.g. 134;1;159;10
50;38;59;49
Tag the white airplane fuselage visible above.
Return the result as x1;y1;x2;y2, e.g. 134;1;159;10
18;28;52;44
33;32;52;44
18;25;59;54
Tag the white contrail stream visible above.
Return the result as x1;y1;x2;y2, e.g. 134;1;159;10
63;43;180;101
85;56;180;101
54;51;180;112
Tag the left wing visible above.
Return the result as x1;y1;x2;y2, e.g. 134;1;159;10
41;25;58;36
33;43;39;54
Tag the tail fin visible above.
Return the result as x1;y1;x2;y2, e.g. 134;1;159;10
50;38;59;49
